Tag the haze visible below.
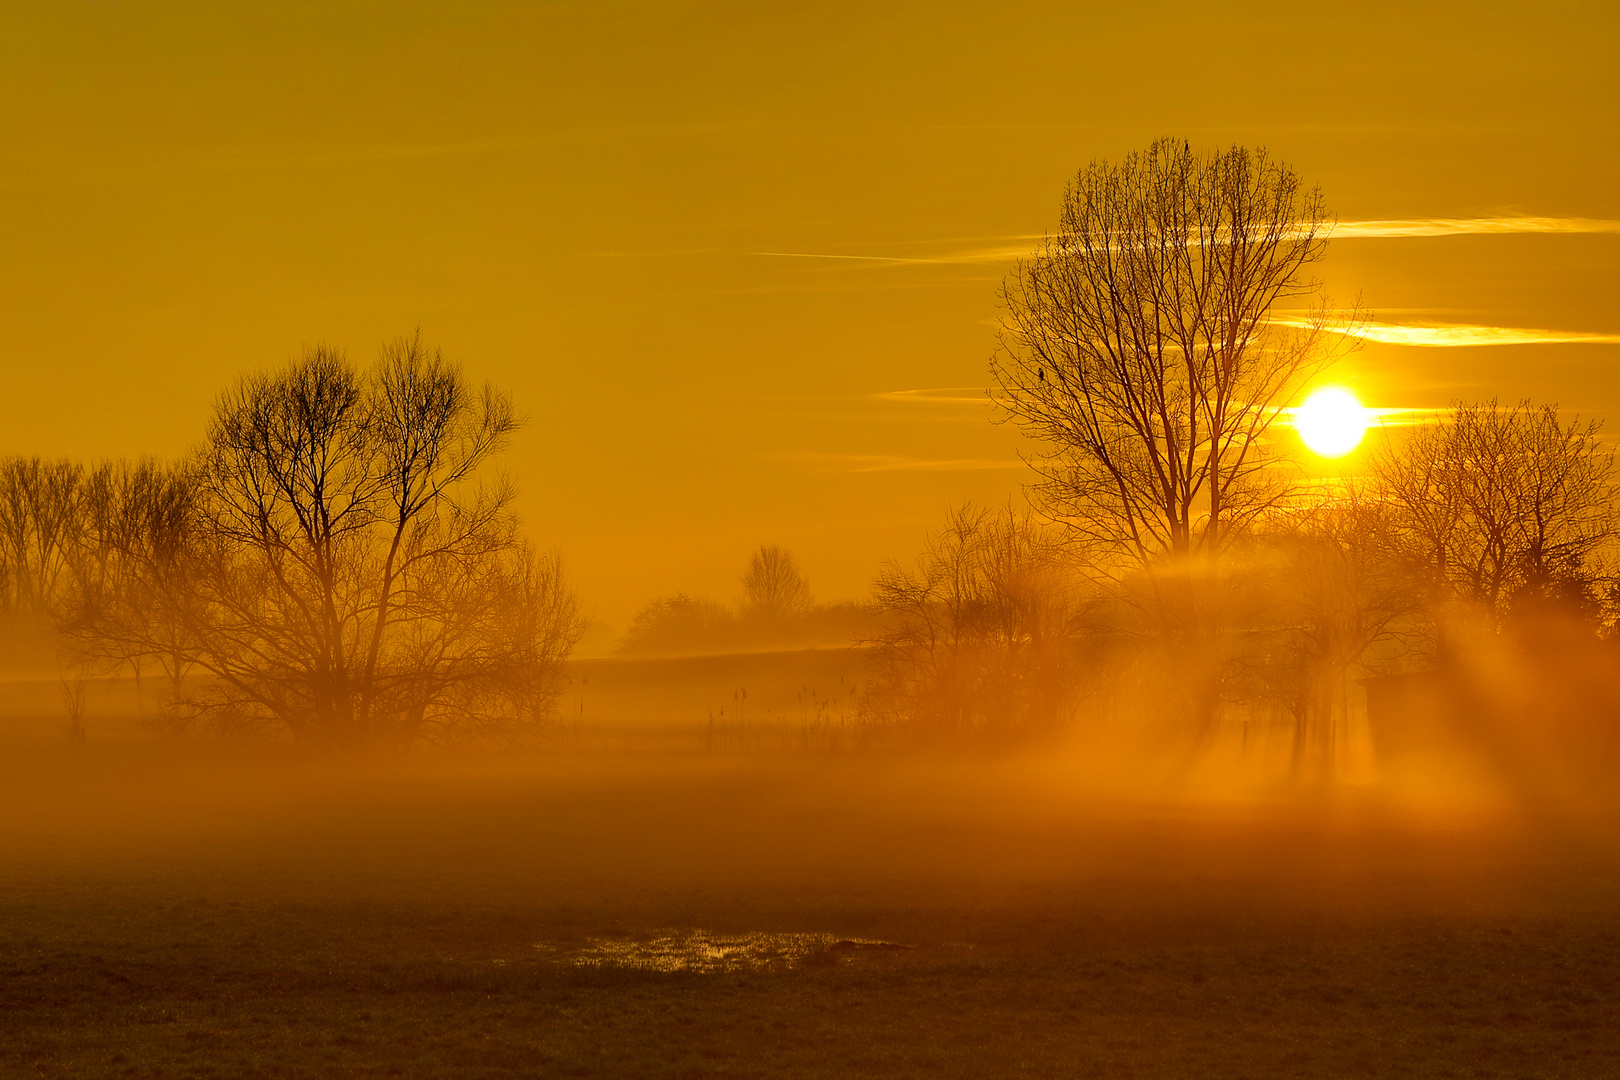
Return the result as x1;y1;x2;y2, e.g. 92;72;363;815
4;4;1620;1078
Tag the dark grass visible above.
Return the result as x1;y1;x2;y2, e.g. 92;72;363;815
7;892;1619;1078
3;747;1619;1079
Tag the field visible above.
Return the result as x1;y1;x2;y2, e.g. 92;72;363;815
3;655;1619;1079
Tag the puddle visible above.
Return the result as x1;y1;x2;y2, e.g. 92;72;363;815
541;930;913;973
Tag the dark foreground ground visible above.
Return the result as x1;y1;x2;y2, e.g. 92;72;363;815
2;735;1619;1080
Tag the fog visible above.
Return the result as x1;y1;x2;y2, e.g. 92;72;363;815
7;146;1620;1075
8;594;1620;1075
7;629;1619;912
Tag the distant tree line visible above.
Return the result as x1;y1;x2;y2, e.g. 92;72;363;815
619;544;875;656
0;335;583;750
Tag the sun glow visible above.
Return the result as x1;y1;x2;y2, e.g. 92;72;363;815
1294;387;1370;457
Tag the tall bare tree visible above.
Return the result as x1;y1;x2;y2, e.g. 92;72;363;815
992;139;1360;570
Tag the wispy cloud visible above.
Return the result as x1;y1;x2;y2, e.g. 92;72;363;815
1333;216;1620;239
1356;323;1620;347
750;246;1029;266
1270;314;1620;348
750;216;1620;268
751;251;946;264
871;387;994;405
1361;407;1453;427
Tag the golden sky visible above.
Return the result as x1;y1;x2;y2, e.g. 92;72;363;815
2;0;1616;637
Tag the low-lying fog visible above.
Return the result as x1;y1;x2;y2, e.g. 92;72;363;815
5;645;1618;941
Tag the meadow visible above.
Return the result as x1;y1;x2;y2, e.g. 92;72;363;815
3;655;1619;1079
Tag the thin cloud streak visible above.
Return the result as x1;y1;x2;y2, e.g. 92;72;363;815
1333;216;1620;239
1356;323;1620;347
1364;407;1453;428
752;217;1620;267
871;388;995;406
751;248;1025;266
752;251;941;264
1269;315;1620;348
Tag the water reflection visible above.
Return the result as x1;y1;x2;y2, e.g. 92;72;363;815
545;930;912;973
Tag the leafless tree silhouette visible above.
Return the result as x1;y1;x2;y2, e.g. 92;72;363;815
741;544;811;621
60;458;201;716
0;456;197;731
619;546;872;656
864;505;1084;737
620;594;736;655
992;139;1361;570
989;140;1364;739
1371;400;1617;628
0;457;83;618
85;335;582;749
1234;491;1426;773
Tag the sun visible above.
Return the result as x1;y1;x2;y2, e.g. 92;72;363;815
1293;387;1370;457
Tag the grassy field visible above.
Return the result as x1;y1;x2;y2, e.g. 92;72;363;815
2;654;1619;1079
2;739;1619;1080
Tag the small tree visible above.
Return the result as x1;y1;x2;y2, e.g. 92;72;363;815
741;544;811;621
864;505;1083;737
1233;492;1426;772
1371;400;1617;630
618;593;737;656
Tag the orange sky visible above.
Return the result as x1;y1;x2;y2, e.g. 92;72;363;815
2;1;1616;642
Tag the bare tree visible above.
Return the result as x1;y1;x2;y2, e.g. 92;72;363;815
864;504;1083;737
61;458;204;716
60;665;89;748
620;594;736;656
0;457;84;618
393;545;584;747
992;139;1360;570
741;544;811;621
94;335;583;750
619;545;874;655
1371;400;1617;628
1235;491;1426;773
0;457;197;728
